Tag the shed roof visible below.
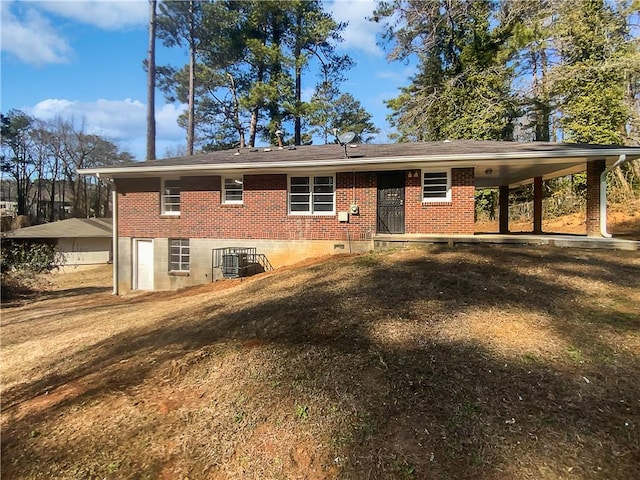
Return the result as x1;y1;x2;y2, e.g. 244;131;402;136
7;218;112;239
79;140;640;188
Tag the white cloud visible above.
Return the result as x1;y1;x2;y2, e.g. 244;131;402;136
301;87;316;102
0;2;72;66
0;0;147;66
325;0;383;57
27;98;187;160
37;0;148;30
376;64;417;84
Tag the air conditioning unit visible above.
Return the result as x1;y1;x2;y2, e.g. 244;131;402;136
222;253;248;278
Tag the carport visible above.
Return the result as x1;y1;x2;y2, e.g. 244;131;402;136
469;145;637;238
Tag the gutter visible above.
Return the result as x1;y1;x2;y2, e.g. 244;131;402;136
111;186;119;295
600;154;628;238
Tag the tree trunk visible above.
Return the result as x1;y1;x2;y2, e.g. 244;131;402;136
228;73;245;148
294;62;302;146
36;166;43;223
533;49;551;142
249;107;259;148
70;173;82;217
146;0;157;161
60;178;66;220
187;0;196;155
294;10;303;146
630;159;640;184
83;177;89;217
614;166;633;198
104;183;111;217
248;63;264;148
94;180;102;217
49;168;56;222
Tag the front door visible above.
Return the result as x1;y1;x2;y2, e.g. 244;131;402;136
377;171;405;234
134;239;154;290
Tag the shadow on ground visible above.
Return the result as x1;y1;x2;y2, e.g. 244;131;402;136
2;246;639;479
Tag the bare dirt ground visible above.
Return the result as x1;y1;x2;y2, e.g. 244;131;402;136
475;200;640;240
2;239;639;479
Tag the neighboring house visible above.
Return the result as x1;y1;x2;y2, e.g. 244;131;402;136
7;218;112;266
0;200;18;217
36;195;72;221
79;140;640;293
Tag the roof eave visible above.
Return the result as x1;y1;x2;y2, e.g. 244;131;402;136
78;148;640;179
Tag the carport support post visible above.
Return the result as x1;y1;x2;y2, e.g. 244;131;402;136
533;176;543;234
499;185;510;234
586;159;606;237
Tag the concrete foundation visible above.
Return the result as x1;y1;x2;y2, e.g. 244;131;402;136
373;234;639;251
118;237;373;292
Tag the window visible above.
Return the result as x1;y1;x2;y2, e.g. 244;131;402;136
422;170;451;202
169;238;189;272
162;178;180;214
223;176;243;204
289;175;335;215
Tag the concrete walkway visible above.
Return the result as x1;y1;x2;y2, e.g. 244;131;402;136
374;233;640;251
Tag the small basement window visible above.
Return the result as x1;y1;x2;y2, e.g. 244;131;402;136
169;238;189;272
223;176;243;204
422;170;451;202
162;178;181;214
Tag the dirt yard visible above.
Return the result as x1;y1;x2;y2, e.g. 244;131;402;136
2;245;639;479
475;200;640;240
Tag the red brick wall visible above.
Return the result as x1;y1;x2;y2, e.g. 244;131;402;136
405;168;476;234
116;168;475;239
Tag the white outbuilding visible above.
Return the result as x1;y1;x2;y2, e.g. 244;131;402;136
7;218;112;265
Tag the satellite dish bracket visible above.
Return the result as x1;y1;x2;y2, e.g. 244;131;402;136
335;131;357;158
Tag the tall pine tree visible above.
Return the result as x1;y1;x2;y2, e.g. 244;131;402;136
375;0;517;141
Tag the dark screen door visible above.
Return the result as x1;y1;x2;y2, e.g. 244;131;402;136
377;171;405;234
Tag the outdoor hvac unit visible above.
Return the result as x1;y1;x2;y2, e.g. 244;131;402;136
212;247;271;280
221;252;249;278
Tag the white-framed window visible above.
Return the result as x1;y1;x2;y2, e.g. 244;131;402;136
222;176;243;204
169;238;189;272
422;169;451;202
288;175;335;215
162;178;181;214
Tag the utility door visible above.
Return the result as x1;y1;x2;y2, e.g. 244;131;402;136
134;239;154;290
377;171;405;234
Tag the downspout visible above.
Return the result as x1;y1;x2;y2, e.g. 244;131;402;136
111;183;119;295
600;154;626;238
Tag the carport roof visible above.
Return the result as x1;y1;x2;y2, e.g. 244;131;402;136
79;140;640;188
7;218;112;239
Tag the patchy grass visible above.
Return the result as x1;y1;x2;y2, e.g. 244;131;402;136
1;246;639;479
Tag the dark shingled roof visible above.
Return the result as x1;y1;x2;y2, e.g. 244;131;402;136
78;140;640;188
105;140;638;169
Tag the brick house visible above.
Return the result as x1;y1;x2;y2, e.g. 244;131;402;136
79;140;639;293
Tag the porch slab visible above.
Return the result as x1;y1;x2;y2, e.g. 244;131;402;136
373;233;639;251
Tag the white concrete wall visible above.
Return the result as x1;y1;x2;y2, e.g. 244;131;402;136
58;237;112;265
118;237;373;292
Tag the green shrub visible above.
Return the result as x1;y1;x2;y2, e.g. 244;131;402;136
1;239;62;301
0;239;61;274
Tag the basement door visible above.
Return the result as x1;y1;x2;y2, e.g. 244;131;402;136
134;239;154;291
377;171;405;234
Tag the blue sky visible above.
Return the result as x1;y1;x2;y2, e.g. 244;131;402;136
1;0;415;160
